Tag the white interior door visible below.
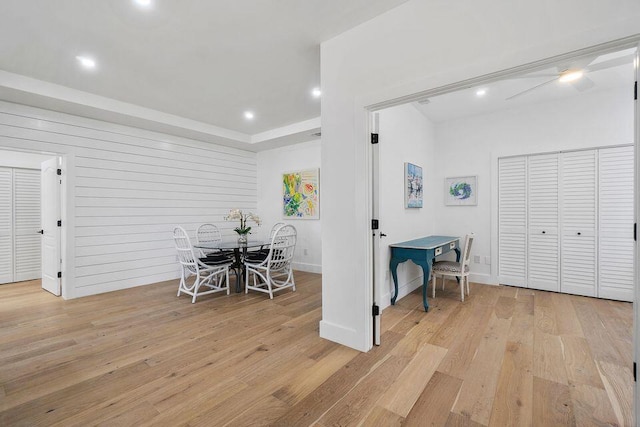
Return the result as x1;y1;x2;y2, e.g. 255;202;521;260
498;156;527;286
0;167;13;284
527;153;560;291
41;158;60;296
561;150;598;297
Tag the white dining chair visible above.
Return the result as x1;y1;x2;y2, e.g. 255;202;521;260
245;224;297;299
431;233;474;302
174;226;232;303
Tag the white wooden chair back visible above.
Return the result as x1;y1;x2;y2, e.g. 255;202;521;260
269;222;286;239
174;227;199;275
196;223;223;246
268;224;297;271
460;233;475;271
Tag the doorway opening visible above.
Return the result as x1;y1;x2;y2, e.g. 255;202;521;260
0;148;63;296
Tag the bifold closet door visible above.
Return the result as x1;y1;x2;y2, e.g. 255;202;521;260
498;157;527;287
13;169;41;282
0;168;12;284
599;145;634;301
560;150;597;297
527;154;560;291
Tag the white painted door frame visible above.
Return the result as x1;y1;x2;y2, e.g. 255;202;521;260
633;39;639;425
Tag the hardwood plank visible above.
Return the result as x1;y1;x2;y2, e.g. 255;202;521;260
532;377;576;427
446;412;485;426
533;330;568;385
360;406;403;426
597;361;633;427
488;341;533;427
569;383;620;427
561;335;604;388
403;372;463;427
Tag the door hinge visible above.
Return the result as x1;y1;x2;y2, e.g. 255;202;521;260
372;219;379;230
372;304;380;316
57;271;62;278
634;362;637;382
56;168;62;176
634;223;637;242
635;81;637;101
371;133;379;144
57;220;62;227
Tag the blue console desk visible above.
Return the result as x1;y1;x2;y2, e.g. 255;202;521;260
389;235;460;312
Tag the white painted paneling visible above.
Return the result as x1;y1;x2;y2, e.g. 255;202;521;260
13;168;41;282
498;156;527;286
599;145;634;301
0;167;12;284
561;150;597;297
527;154;559;291
0;101;257;298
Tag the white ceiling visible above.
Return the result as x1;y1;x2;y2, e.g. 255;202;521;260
0;0;408;145
414;48;636;123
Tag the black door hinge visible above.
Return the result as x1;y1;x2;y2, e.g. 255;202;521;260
57;220;62;227
57;271;62;278
634;362;636;382
56;168;62;176
634;223;637;242
372;219;379;230
371;133;379;144
635;81;637;101
372;304;380;316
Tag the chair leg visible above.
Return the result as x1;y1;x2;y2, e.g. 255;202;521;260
460;278;464;302
226;269;230;295
466;276;470;295
432;273;436;298
442;276;446;290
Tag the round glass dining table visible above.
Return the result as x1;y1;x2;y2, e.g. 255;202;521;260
194;240;268;293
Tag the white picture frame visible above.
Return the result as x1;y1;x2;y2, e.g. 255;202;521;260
445;175;477;206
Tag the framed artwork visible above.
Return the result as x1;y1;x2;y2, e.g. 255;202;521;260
282;168;320;219
445;176;477;206
404;162;423;208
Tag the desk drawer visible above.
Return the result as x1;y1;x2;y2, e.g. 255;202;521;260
449;242;456;250
435;246;443;256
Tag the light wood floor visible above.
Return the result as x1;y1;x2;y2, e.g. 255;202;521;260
0;273;633;426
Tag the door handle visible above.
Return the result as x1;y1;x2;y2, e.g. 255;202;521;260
380;233;387;238
577;232;581;236
37;229;44;234
542;231;546;234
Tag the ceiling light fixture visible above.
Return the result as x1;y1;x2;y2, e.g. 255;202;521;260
475;88;487;97
312;87;322;98
75;56;96;69
558;70;583;83
244;111;254;120
134;0;152;7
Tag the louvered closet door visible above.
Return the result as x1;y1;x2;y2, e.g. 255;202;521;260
560;150;597;297
599;146;634;302
13;169;41;282
498;157;527;286
527;154;560;291
0;168;12;284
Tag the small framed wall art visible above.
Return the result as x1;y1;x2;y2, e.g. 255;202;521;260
445;175;477;206
282;168;320;219
405;162;423;208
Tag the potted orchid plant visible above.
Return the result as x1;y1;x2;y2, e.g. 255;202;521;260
225;209;261;244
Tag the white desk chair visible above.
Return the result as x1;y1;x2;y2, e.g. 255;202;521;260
431;233;474;302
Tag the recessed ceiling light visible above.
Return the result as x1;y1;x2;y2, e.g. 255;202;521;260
75;56;96;69
312;88;322;98
134;0;152;7
558;70;583;83
476;88;487;97
244;111;254;120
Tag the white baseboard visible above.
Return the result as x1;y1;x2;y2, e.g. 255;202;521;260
292;262;322;274
380;276;423;310
469;273;498;285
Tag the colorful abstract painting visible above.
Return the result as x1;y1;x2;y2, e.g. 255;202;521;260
445;176;477;206
405;163;423;208
282;168;319;219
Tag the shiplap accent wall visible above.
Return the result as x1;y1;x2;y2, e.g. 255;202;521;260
0;101;257;298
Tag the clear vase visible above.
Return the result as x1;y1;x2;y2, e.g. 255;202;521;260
237;234;248;245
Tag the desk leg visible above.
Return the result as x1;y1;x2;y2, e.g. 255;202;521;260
415;260;432;312
454;248;461;284
390;258;400;305
233;248;243;293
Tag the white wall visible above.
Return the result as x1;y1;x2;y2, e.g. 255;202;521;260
0;100;256;299
320;0;640;351
256;140;322;273
378;103;436;307
433;86;634;285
